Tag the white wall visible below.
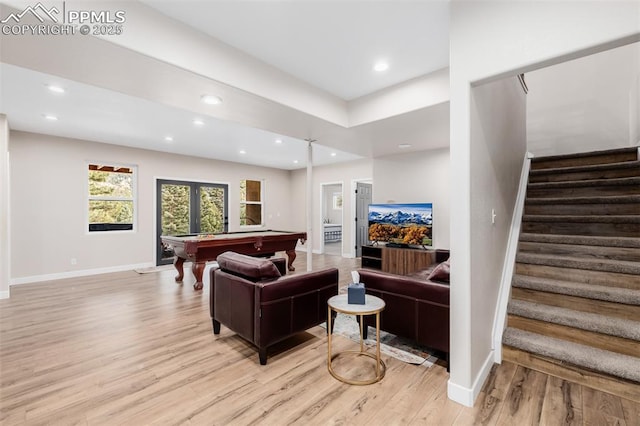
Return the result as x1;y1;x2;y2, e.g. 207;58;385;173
449;1;639;407
8;131;292;282
0;115;9;298
469;76;527;384
527;43;640;156
372;148;450;249
290;158;373;256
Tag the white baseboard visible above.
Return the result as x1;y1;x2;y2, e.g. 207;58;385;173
447;380;474;407
10;262;154;286
447;351;495;407
0;290;9;299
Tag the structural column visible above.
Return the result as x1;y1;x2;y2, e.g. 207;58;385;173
306;140;313;272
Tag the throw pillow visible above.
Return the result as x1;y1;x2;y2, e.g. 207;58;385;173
427;258;450;283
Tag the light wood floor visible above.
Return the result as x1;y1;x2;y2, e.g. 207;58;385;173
1;252;639;425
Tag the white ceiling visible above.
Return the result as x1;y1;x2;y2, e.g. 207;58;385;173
0;63;362;170
1;1;635;172
141;1;450;101
0;1;451;170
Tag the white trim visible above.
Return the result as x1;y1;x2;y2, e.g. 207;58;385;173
447;380;473;407
0;291;9;299
492;152;532;363
319;181;344;256
350;178;373;258
9;262;154;286
447;351;495;407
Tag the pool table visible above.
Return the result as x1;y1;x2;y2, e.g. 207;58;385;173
160;230;307;290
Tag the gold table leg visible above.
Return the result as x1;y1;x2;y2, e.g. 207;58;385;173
327;309;386;385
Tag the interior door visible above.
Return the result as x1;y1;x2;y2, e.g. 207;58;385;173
156;180;228;265
355;182;372;257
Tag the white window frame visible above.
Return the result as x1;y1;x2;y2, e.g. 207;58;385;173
240;178;265;228
86;162;138;234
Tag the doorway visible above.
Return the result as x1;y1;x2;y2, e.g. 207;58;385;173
156;179;228;265
320;182;343;256
354;181;372;257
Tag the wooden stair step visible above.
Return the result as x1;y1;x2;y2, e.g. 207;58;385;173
512;274;640;306
517;241;640;263
527;176;640;198
515;263;640;290
502;345;640;403
523;214;640;224
530;147;638;170
524;194;640;215
502;328;640;383
507;315;640;358
511;287;640;322
529;160;640;183
519;233;640;249
507;299;640;341
516;252;640;275
521;221;640;238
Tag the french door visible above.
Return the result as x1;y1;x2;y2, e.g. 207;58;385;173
156;179;228;265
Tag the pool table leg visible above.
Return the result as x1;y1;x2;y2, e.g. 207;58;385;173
285;249;296;271
173;256;185;283
192;261;205;290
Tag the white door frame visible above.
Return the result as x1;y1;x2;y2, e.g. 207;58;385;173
350;178;373;258
319;181;344;255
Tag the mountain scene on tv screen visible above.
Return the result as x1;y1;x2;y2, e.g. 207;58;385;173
368;203;433;245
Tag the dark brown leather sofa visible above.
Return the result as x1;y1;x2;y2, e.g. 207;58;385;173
357;250;450;369
210;251;339;365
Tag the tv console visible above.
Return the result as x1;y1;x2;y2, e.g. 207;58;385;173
361;245;436;275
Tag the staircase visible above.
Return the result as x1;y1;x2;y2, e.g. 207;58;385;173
502;146;640;403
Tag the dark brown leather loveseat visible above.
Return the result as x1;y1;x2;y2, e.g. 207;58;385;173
210;251;339;365
358;251;450;369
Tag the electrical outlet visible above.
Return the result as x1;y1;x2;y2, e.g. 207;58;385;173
70;258;77;265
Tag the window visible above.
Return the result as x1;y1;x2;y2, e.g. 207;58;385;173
332;193;343;210
240;179;263;226
88;164;135;232
156;179;228;265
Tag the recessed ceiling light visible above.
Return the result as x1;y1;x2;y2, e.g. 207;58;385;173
275;139;283;144
293;160;299;164
44;114;58;121
47;85;65;94
330;152;337;157
193;119;205;126
239;150;246;155
201;94;223;105
373;61;389;72
164;136;173;142
398;143;412;149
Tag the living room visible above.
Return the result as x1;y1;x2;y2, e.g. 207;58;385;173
1;1;638;421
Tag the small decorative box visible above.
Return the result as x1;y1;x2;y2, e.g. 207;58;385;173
347;282;365;305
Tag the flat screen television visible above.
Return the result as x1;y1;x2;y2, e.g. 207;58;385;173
368;203;433;247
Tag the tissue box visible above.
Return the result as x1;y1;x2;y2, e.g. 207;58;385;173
347;282;365;305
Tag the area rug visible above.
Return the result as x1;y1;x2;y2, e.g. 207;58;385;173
322;313;438;367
